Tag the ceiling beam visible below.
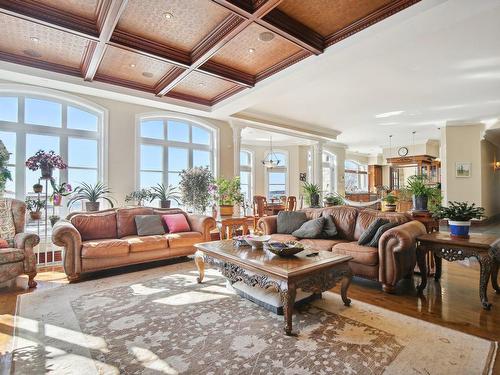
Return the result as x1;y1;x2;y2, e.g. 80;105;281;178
82;0;129;81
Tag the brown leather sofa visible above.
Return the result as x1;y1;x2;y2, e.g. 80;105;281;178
52;206;216;282
258;207;426;293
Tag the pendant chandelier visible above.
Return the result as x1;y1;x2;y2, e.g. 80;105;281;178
387;135;393;167
262;136;281;168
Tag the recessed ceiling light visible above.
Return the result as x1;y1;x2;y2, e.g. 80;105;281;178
23;49;42;58
258;31;274;42
164;12;174;19
142;72;154;78
129;63;136;68
375;110;404;118
248;48;255;53
30;37;39;43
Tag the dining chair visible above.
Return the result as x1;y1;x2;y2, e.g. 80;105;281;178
252;195;271;230
286;196;297;211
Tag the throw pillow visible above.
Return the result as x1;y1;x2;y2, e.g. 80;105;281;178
321;215;338;238
292;217;325;239
0;239;9;248
0;199;16;241
163;213;190;233
135;215;165;236
357;218;388;246
367;222;398;248
277;211;308;234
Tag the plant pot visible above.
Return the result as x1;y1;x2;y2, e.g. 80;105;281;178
385;204;397;212
85;201;100;212
30;211;42;220
33;184;43;193
412;195;428;211
40;164;53;180
49;216;60;227
449;220;471;239
52;194;62;206
310;193;320;207
160;200;171;209
219;204;234;216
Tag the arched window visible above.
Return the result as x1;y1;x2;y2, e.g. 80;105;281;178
266;151;287;199
138;116;215;196
0;89;104;201
240;150;252;204
345;160;368;192
322;151;337;193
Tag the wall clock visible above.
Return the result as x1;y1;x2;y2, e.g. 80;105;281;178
398;147;409;156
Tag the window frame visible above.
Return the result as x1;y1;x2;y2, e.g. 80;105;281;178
265;150;288;199
322;151;337;193
344;159;368;193
239;149;253;204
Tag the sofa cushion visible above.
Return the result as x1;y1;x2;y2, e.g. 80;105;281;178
269;233;298;243
71;211;118;241
0;239;9;248
81;239;129;259
0;248;24;264
135;215;165;236
122;235;169;253
367;222;398;248
292;217;325;239
116;207;154;238
321;206;358;240
357;218;388;246
298;239;348;252
166;231;203;249
163;213;190;233
332;242;379;266
277;211;308;234
353;209;409;240
321;215;338;238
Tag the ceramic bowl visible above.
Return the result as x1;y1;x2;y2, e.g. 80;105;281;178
265;241;305;257
244;235;271;249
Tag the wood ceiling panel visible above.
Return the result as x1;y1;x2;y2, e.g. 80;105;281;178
277;0;394;37
209;23;302;76
0;13;90;69
33;0;102;21
96;45;179;89
170;71;240;101
115;0;232;53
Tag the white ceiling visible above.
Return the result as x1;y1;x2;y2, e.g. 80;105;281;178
241;127;314;146
219;0;500;154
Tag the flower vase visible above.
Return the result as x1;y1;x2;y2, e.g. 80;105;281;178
40;164;53;180
53;194;62;206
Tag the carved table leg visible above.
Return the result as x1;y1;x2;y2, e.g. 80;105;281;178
478;255;493;310
434;254;442;281
27;272;37;288
194;251;205;284
416;245;428;292
341;271;352;307
280;285;297;336
491;261;499;294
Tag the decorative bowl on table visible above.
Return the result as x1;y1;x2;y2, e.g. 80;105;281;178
265;241;305;257
243;235;271;249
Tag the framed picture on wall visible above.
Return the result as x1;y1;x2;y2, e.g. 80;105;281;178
299;173;307;182
455;162;471;178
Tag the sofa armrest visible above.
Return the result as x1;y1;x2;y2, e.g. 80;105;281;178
186;215;216;241
257;216;278;235
14;232;40;274
52;219;82;280
378;220;427;290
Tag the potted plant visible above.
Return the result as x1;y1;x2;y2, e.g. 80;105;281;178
26;197;45;220
211;177;244;216
49;215;60;227
50;180;72;206
33;183;43;193
302;182;321;207
433;201;485;239
25;150;67;180
179;167;213;214
150;183;180;208
406;175;432;211
0;140;12;197
67;182;115;212
323;192;344;207
383;192;398;212
125;188;152;206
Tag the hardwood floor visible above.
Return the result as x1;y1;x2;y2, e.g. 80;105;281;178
1;229;499;373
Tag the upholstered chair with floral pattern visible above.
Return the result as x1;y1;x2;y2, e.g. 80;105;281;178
0;198;39;288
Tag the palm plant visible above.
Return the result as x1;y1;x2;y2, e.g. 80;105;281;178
149;183;180;208
125;188;152;206
302;182;321;206
67;182;115;212
323;192;344;206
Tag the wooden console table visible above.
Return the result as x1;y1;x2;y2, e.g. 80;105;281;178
416;232;499;310
194;240;353;335
410;211;439;275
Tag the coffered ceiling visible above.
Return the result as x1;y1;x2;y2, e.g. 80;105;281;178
0;0;419;108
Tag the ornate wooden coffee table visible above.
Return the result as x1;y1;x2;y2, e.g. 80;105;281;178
194;240;353;336
416;232;499;310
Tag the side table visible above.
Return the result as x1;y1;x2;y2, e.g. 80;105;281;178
409;210;439;275
416;232;499;310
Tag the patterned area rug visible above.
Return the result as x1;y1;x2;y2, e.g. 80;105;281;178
10;262;497;374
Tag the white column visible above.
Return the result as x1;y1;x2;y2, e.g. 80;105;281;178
230;123;244;215
313;141;324;196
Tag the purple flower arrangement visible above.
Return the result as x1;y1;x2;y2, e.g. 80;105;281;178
25;150;67;171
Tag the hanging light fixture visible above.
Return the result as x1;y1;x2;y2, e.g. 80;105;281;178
262;136;280;168
411;130;417;174
387;135;393;166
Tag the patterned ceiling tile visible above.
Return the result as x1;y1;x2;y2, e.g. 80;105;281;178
96;45;178;88
116;0;232;53
277;0;394;37
170;71;239;101
34;0;101;21
0;13;90;69
209;23;303;76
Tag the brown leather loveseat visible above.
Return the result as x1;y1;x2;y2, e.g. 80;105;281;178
52;206;216;282
258;207;426;293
